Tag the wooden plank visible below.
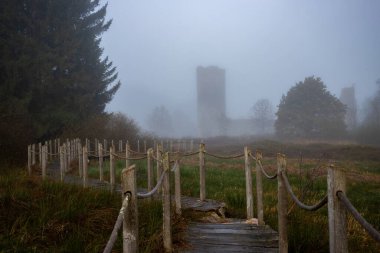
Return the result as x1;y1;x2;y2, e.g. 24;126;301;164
182;221;279;253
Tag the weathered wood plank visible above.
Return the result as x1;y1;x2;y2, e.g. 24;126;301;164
181;222;278;253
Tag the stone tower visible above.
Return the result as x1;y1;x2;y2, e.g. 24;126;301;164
197;66;226;137
340;85;357;130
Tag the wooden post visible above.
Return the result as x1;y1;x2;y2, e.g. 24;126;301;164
110;146;115;191
78;142;83;178
147;148;153;192
42;145;47;180
83;146;88;188
277;153;288;253
38;142;42;164
32;144;36;165
99;143;103;181
244;146;254;219
156;143;162;188
60;146;64;182
95;139;98;156
199;143;206;201
162;152;172;252
49;140;52;161
174;160;182;215
125;143;130;170
327;166;347;253
104;139;108;152
122;166;138;252
27;145;31;176
144;140;147;153
255;151;264;225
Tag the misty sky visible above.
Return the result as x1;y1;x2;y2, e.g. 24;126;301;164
101;0;380;134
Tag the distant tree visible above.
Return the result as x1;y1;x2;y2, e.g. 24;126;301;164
275;76;346;139
147;106;174;137
106;112;140;144
250;99;274;134
356;79;380;145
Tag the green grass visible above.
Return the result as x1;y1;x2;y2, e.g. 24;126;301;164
0;168;166;252
4;143;380;252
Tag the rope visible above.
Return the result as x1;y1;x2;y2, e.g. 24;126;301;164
112;152;147;160
180;151;200;157
337;191;380;242
257;160;277;180
127;148;146;156
204;151;244;159
136;170;167;199
103;194;130;253
281;171;328;211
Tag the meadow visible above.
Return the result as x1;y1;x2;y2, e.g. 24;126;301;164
1;141;380;252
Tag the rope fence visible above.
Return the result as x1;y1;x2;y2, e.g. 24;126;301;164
26;138;380;253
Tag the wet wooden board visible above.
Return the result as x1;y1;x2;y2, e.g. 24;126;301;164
181;196;226;212
181;221;279;253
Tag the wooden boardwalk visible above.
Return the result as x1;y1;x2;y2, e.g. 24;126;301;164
45;163;279;252
181;221;279;253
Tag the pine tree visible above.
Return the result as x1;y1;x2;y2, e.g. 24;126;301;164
0;0;120;163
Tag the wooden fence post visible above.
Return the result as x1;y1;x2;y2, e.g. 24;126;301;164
327;165;347;253
199;143;206;201
38;142;42;164
42;145;47;180
83;146;88;188
27;145;31;175
156;143;162;191
122;166;138;253
277;153;288;253
49;140;52;161
32;144;36;165
255;150;264;225
60;146;64;182
174;160;182;215
244;146;254;219
78;141;83;178
125;143;130;170
147;148;153;192
99;143;103;181
162;152;172;252
110;146;115;191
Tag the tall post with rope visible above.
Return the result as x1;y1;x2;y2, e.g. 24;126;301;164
277;153;288;253
255;150;264;225
244;146;254;219
162;152;172;252
199;143;206;201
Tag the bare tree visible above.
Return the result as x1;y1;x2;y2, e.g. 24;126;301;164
147;105;174;137
250;99;274;134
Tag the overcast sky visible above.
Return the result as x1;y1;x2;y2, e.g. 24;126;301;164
101;0;380;133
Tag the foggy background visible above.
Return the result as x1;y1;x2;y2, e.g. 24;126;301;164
101;0;380;137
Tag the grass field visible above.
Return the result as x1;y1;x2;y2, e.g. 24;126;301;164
1;140;380;252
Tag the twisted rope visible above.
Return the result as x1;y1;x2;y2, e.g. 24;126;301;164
111;152;147;160
127;148;146;156
180;151;200;157
205;151;244;159
281;171;328;211
103;194;130;253
337;191;380;242
136;170;167;199
253;156;277;180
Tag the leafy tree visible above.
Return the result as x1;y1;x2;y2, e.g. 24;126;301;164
356;79;380;145
275;76;346;139
250;99;274;134
0;0;119;163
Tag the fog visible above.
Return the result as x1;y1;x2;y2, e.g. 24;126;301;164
101;0;380;137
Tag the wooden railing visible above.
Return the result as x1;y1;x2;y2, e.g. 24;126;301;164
27;139;380;253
